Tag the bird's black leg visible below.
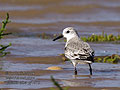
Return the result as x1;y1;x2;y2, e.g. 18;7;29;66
88;63;92;75
74;67;77;75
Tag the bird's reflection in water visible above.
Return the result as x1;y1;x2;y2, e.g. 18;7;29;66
61;75;93;87
73;74;92;79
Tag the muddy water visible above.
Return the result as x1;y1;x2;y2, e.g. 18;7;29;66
0;0;120;89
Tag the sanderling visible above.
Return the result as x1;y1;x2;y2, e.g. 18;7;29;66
53;27;94;75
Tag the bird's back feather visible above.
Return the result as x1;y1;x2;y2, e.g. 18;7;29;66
65;37;94;63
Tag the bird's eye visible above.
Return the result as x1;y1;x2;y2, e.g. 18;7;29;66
66;31;70;33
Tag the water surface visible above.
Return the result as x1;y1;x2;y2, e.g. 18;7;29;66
0;0;120;89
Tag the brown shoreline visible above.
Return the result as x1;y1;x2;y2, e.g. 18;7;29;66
4;56;63;64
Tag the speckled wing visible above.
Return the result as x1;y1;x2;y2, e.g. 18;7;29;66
65;39;94;62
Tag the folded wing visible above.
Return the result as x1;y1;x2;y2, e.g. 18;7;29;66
65;40;94;62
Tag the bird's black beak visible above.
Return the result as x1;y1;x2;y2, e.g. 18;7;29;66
53;35;63;41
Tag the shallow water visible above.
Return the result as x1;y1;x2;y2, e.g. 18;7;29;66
0;0;120;57
0;59;120;89
1;37;120;57
0;0;120;89
0;0;120;35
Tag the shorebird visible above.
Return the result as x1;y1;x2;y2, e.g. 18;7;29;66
53;27;94;75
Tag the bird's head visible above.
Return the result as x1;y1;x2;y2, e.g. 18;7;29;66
53;27;78;41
